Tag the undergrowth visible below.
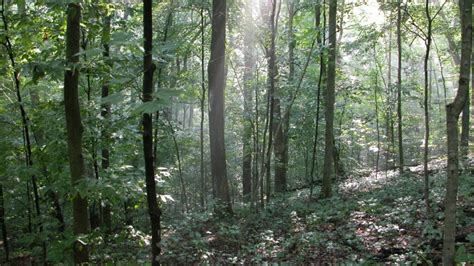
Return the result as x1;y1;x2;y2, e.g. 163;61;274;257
92;170;474;264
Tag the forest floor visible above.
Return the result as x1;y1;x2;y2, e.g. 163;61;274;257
153;161;474;264
3;161;472;264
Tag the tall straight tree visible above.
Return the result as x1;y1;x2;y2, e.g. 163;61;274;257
63;3;89;263
310;0;326;199
422;0;433;218
142;0;160;264
443;0;472;263
0;183;8;261
200;4;206;209
242;0;256;200
208;0;232;214
273;0;286;193
396;0;404;173
101;8;112;233
321;0;337;198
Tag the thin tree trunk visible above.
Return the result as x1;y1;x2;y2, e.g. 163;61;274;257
443;0;471;264
0;184;9;262
142;0;160;264
272;0;286;194
165;116;188;212
310;0;325;199
396;0;404;174
471;51;474;159
461;86;470;164
321;0;337;198
242;2;255;200
423;0;433;218
64;3;89;263
254;63;262;210
260;68;270;208
374;45;381;178
208;0;232;215
200;6;206;210
276;0;297;194
81;31;102;231
48;190;65;232
101;11;112;234
188;106;193;128
153;11;173;166
433;38;449;107
1;0;43;240
26;182;32;233
385;19;394;172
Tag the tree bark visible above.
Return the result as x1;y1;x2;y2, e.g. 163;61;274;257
322;0;337;198
443;0;472;264
208;0;232;215
142;0;160;264
64;3;89;263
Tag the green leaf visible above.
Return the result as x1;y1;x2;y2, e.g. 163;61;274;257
74;48;104;58
135;100;165;114
101;92;124;105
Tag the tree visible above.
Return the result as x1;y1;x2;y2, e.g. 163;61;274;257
396;0;404;173
101;5;112;234
273;0;286;193
208;0;232;215
373;45;381;177
200;3;207;209
142;0;160;264
310;0;326;199
242;0;256;200
63;3;89;263
442;0;472;263
321;0;337;198
262;0;278;201
0;184;8;262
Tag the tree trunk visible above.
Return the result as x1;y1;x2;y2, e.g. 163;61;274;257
423;0;432;218
310;0;325;199
385;19;394;171
0;184;9;262
101;11;112;234
272;0;286;194
461;87;470;164
208;0;232;215
64;3;89;263
242;3;255;200
443;0;472;264
322;0;337;198
166;117;188;212
2;1;43;255
471;51;474;160
142;0;160;264
200;6;206;210
374;45;381;178
396;0;404;174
